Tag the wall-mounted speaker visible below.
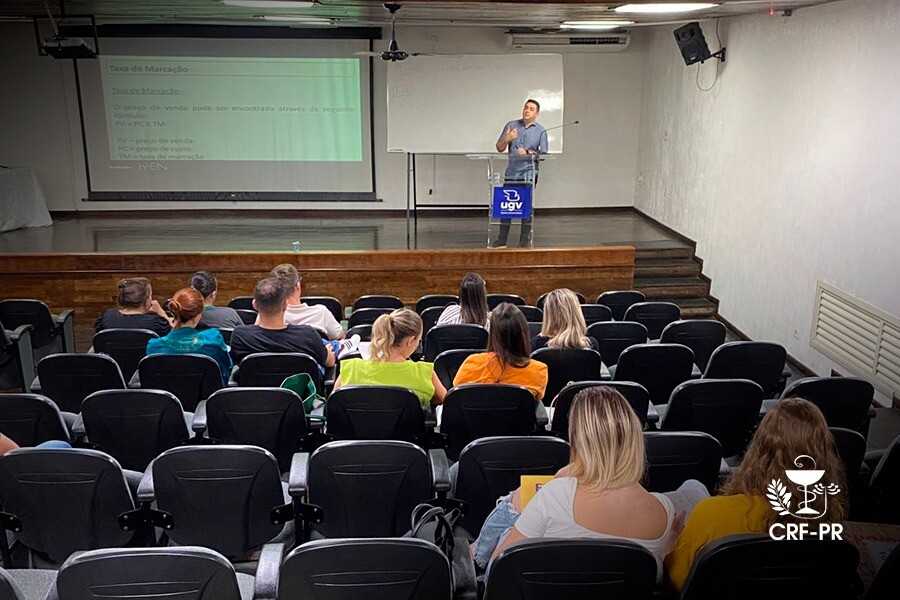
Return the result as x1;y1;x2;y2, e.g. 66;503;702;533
673;22;712;66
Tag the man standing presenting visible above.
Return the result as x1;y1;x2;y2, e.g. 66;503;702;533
492;99;547;248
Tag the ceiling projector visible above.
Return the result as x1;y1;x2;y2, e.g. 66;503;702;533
41;36;97;59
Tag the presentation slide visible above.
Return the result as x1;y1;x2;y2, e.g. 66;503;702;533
77;37;374;198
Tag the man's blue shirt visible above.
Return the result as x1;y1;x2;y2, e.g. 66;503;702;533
498;119;548;180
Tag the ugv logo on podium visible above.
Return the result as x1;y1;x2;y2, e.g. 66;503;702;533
492;186;533;219
766;455;844;541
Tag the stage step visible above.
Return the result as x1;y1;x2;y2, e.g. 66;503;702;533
657;297;719;319
633;258;702;278
634;246;695;260
633;276;711;299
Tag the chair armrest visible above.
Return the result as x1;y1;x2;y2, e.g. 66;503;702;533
54;309;75;326
429;449;451;494
288;452;310;498
54;310;76;353
228;368;240;387
137;465;156;503
9;325;35;393
8;324;33;342
535;402;549;427
646;403;659;425
253;543;285;600
128;370;141;389
192;400;208;434
71;413;86;437
30;376;41;394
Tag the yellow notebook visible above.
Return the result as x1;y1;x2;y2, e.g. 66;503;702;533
520;475;554;508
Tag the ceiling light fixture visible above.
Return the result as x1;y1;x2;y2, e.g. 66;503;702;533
614;3;718;14
222;1;316;9
560;20;634;31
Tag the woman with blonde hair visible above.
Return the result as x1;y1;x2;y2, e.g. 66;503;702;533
473;386;675;575
333;308;446;407
532;288;597;352
665;397;846;591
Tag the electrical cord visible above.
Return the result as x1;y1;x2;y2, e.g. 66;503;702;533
696;18;722;92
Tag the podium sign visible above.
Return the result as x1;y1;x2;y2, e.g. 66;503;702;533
491;185;533;219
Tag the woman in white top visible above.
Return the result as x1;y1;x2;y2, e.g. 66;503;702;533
476;386;675;577
436;272;490;328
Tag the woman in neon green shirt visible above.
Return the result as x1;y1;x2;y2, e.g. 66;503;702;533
333;309;446;408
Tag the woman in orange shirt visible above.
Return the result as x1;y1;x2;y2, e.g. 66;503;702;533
453;303;548;401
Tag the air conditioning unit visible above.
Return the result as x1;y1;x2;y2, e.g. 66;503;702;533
506;32;631;53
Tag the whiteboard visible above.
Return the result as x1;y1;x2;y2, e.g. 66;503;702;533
387;54;564;154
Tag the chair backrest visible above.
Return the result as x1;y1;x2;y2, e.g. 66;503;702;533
0;568;26;600
661;379;764;458
440;384;537;461
92;328;159;380
236;352;324;393
531;347;604;407
37;353;126;413
660;319;727;371
423;324;489;362
487;294;525;310
870;434;900;496
346;324;373;342
623;301;681;340
486;539;657;600
830;427;866;489
587;321;648;367
52;546;246;600
781;376;875;432
205;387;309;472
301;296;343;322
235;309;258;325
537;291;585;309
81;389;191;472
217;327;233;345
643;431;722;494
527;321;542;338
614;343;695;406
415;295;458;314
279;538;451;600
150;445;285;560
348;307;394;328
580;304;614;325
680;534;860;600
518;305;543;322
703;341;787;397
325;386;425;443
0;393;70;447
453;436;569;537
550;381;650;439
419;306;445;335
868;542;900;600
352;295;404;311
433;349;481;389
0;448;134;563
227;296;254;311
308;441;433;538
596;290;646;321
0;300;58;350
138;353;223;412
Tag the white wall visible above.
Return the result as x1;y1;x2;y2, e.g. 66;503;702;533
0;24;644;211
635;0;900;400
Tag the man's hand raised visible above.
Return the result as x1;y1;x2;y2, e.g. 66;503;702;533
503;127;519;143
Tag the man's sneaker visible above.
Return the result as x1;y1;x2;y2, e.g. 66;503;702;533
489;239;508;249
337;334;361;357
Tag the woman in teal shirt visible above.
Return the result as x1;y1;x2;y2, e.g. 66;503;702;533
146;287;232;385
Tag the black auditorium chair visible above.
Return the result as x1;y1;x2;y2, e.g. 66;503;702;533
0;448;138;566
536;291;585;309
325;386;433;446
352;295;403;311
137;353;223;412
92;328;158;381
235;309;258;326
486;539;657;600
679;534;861;600
0;299;75;361
660;319;726;372
424;324;488;362
643;431;722;494
623;301;681;340
531;347;604;406
420;306;445;335
580;304;614;325
864;434;900;524
0;393;71;446
80;389;192;472
348;307;393;328
452;436;569;538
587;321;648;368
194;387;317;473
440;384;540;461
775;376;876;436
518;305;543;323
345;324;372;342
829;427;867;494
487;294;525;310
34;353;126;414
227;296;254;311
613;343;694;407
217;327;234;345
234;352;324;393
257;538;452;600
301;296;343;323
703;341;787;398
433;349;481;390
596;290;645;321
0;566;56;600
416;294;458;314
660;379;764;461
868;542;900;600
0;323;35;393
550;381;651;439
53;546;256;600
527;322;542;338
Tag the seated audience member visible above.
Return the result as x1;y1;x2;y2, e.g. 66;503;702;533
475;386;675;576
437;272;490;328
146;288;233;385
190;271;242;330
531;288;599;352
229;277;335;369
270;263;344;340
334;309;446;408
454;303;548;402
664;398;846;591
94;277;172;336
1;433;71;454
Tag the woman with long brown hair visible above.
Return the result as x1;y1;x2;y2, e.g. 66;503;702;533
437;272;490;328
665;397;846;590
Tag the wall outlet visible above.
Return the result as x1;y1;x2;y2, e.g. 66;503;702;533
792;328;801;340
